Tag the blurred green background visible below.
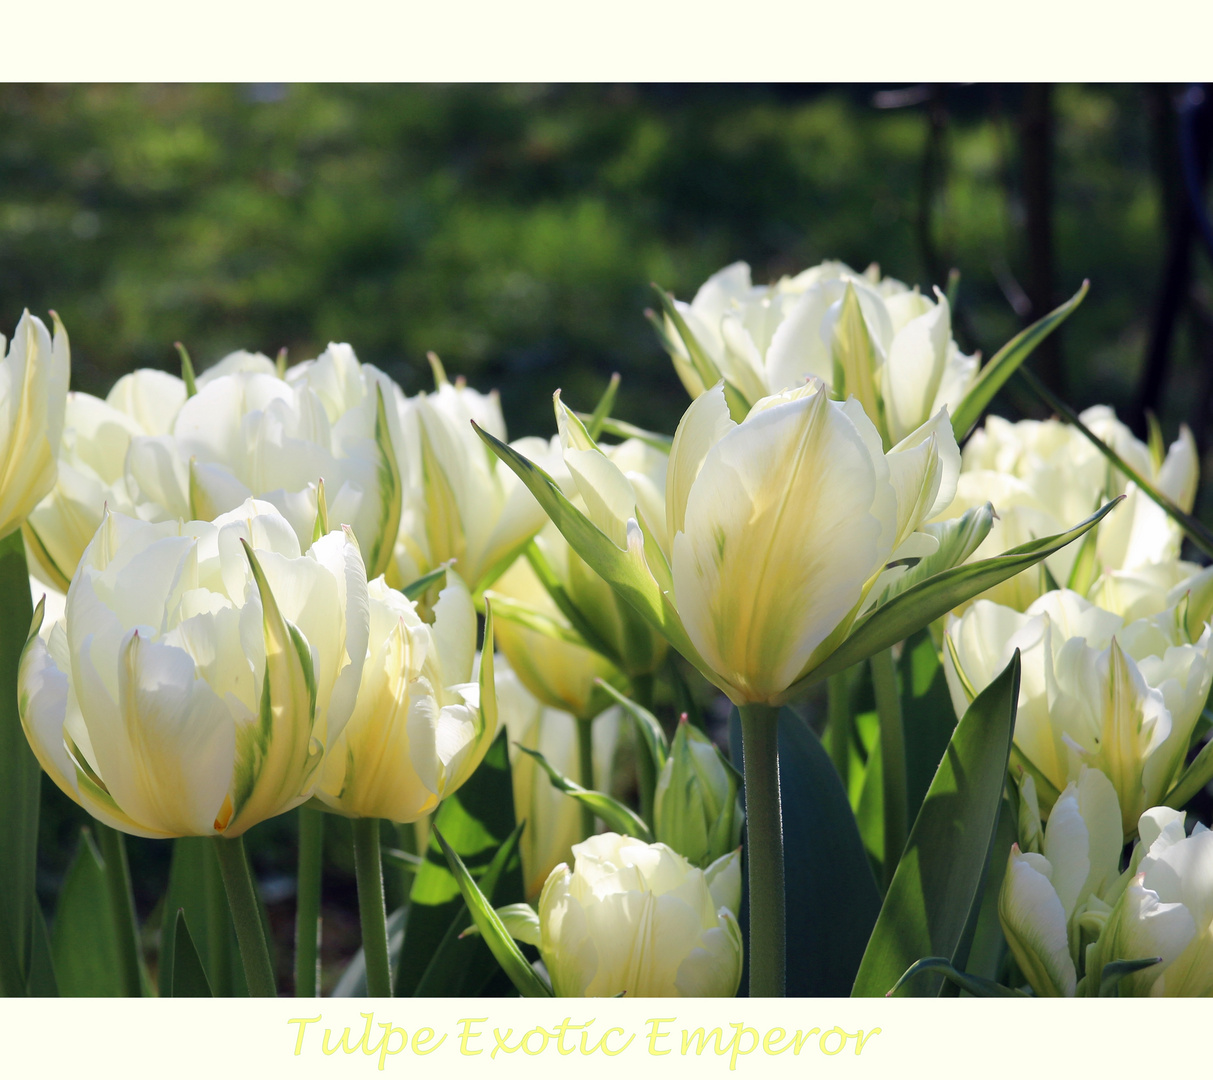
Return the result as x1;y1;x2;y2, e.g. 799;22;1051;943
11;82;1213;988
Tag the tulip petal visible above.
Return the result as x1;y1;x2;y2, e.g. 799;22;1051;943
999;848;1077;996
666;383;735;544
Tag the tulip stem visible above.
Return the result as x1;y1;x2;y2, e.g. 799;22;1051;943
871;648;907;888
352;817;393;997
96;824;145;996
213;835;277;997
826;670;852;785
576;716;597;839
738;703;785;997
294;806;324;996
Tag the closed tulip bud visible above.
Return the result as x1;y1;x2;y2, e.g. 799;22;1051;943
18;499;369;838
1088;806;1213;997
998;768;1123;996
0;311;70;540
654;718;743;868
125;343;403;579
25;370;187;590
660;259;978;445
315;569;497;823
393;360;550;593
496;658;620;898
537;833;743;997
945;589;1213;836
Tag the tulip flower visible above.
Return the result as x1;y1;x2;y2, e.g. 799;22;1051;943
654;718;743;869
496;658;620;898
124;342;403;579
25;371;188;590
998;768;1126;996
944;589;1213;836
391;358;552;594
1085;806;1213;996
536;833;743;997
18;499;369;839
657;259;978;446
0;311;71;540
940;409;1198;611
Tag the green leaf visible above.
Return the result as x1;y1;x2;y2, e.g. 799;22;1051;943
851;651;1020;996
1098;956;1162;997
593;678;669;772
585;372;620;441
950;280;1089;440
899;631;960;829
1018;365;1213;560
524;542;622;666
876;504;995;606
888;957;1026;997
25;904;57;996
482;591;588;648
0;529;37;996
50;828;123;996
1163;735;1213;811
575;413;672;452
474;421;719;689
332;905;409;997
784;500;1118;700
401;564;449;603
395;730;524;997
432;824;552;997
460;903;542;947
176;341;198;398
169;910;214;997
515;744;654;841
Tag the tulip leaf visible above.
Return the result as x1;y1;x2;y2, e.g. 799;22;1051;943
0;529;38;996
460;903;542;947
585;372;621;441
1018;365;1213;560
401;564;450;602
888;957;1026;997
50;828;123;996
169;910;214;997
1097;956;1162;997
730;708;881;996
594;678;669;772
950;280;1089;441
524;542;623;666
432;824;552;998
25;905;57;997
474;422;722;692
395;729;524;997
875;504;995;606
575;413;673;452
784;500;1119;700
176;341;199;398
515;744;654;842
1163;734;1213;811
899;631;960;830
481;591;588;648
851;651;1020;997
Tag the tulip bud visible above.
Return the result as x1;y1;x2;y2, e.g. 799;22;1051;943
654;718;743;868
315;569;497;824
537;833;743;996
0;311;70;540
18;499;370;837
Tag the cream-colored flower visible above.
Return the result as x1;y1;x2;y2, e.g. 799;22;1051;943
0;311;70;540
18;499;369;838
316;570;496;823
945;589;1213;835
537;833;743;997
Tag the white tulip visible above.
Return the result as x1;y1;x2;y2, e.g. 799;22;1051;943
945;589;1213;835
18;499;369;838
0;311;70;540
537;832;743;997
316;570;496;824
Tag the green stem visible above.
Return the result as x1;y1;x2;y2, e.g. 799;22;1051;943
826;670;852;785
202;843;232;995
871;648;907;889
352;817;392;997
738;703;785;997
213;836;277;997
576;715;596;840
631;675;657;828
294;807;324;997
96;824;144;996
